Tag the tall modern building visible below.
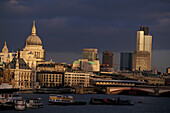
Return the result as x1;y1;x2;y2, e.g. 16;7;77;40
120;52;132;71
102;51;114;68
136;26;152;56
133;26;152;71
82;48;98;61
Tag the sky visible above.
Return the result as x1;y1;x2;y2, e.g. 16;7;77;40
0;0;170;72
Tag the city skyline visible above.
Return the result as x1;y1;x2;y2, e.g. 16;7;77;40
0;0;170;72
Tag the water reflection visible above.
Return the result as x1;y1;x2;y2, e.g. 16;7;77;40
1;94;170;113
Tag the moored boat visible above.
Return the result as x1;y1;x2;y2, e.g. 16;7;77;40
14;99;26;111
0;93;22;110
89;97;134;106
0;83;19;94
48;94;86;105
26;98;43;108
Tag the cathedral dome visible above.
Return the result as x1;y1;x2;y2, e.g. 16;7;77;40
25;20;42;46
26;35;42;45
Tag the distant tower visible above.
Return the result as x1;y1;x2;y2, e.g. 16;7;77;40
0;41;16;63
136;26;152;56
120;52;132;71
2;41;9;53
102;51;114;68
133;26;152;71
82;48;98;61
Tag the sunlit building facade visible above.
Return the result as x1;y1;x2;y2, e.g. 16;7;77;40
6;55;38;90
19;21;45;69
37;71;64;88
73;59;100;72
36;60;65;88
133;51;150;71
64;72;91;87
0;41;16;64
133;26;152;71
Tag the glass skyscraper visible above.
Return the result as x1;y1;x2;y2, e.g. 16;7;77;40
120;52;132;71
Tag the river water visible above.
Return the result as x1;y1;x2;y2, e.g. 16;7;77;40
1;94;170;113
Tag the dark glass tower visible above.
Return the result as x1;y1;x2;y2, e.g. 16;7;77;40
120;52;132;71
102;51;114;68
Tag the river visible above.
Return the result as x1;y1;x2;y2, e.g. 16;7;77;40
1;94;170;113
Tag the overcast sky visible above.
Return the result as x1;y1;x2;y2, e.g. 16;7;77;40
0;0;170;72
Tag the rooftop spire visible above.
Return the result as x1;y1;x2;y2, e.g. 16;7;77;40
32;20;36;35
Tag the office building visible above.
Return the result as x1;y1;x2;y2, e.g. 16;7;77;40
133;26;152;71
37;71;64;88
37;61;65;72
102;51;114;68
73;59;100;72
64;72;91;87
82;48;98;61
37;60;65;87
133;51;150;71
120;52;132;71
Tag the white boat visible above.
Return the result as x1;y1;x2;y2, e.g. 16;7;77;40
48;94;86;105
26;98;43;108
0;83;19;93
14;99;26;111
0;93;22;110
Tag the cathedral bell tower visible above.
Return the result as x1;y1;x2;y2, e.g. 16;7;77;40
2;41;9;53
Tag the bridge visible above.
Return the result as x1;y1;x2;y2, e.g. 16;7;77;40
106;86;170;97
91;79;170;97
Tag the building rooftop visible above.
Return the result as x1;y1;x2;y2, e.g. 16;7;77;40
7;58;31;69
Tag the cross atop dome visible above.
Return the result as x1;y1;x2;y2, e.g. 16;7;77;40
25;21;42;46
32;20;36;35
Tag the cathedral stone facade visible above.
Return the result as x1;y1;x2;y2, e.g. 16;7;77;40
1;21;45;90
0;41;16;64
19;21;45;69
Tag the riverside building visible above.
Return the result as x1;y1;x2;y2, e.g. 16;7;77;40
64;71;91;87
37;71;64;88
37;61;65;87
6;53;38;90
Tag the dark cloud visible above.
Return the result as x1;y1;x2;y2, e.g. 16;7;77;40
0;0;170;72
